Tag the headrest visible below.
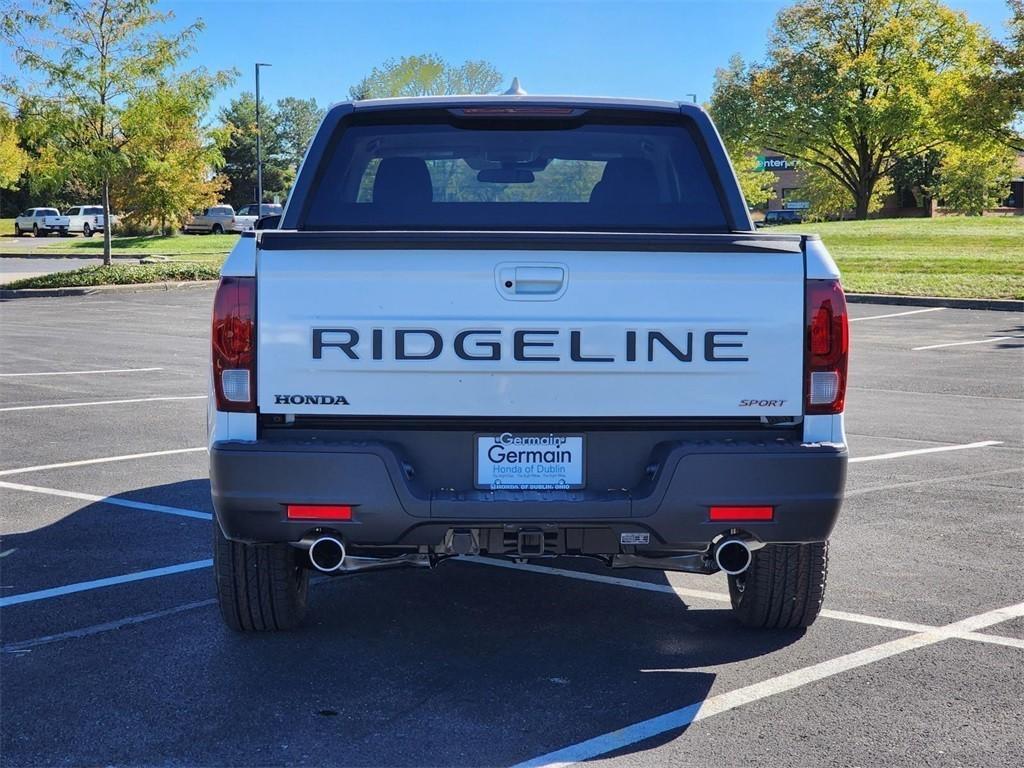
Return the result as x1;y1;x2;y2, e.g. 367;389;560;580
373;157;433;207
590;158;658;205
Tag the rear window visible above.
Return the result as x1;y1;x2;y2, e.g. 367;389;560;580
301;115;728;232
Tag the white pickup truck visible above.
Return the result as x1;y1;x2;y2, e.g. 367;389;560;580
14;208;69;237
208;96;849;633
65;205;113;237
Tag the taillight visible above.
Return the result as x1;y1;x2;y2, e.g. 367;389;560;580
709;506;774;522
805;279;849;415
286;505;353;520
212;276;256;412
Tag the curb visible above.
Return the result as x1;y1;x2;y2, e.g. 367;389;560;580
846;293;1023;312
0;280;218;299
0;252;142;260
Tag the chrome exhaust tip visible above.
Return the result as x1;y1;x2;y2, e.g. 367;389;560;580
714;537;754;576
308;536;346;573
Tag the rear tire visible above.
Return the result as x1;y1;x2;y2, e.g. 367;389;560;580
727;542;828;629
211;223;223;235
14;223;20;235
83;223;92;237
213;522;309;631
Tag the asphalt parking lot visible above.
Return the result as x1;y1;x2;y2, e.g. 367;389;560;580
1;288;1021;767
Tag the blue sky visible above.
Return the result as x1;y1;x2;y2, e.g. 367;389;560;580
5;0;1016;117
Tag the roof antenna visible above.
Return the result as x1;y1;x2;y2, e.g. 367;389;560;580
503;77;526;96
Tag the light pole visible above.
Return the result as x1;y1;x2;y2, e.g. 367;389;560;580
255;62;272;207
685;93;698;104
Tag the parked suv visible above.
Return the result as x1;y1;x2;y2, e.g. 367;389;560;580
209;95;848;633
760;210;803;226
183;205;235;234
65;205;112;237
14;208;69;237
231;203;283;233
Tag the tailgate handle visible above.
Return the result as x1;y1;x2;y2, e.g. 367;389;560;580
514;266;564;293
496;263;568;301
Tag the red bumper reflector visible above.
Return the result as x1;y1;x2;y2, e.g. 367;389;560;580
286;505;353;521
709;506;774;522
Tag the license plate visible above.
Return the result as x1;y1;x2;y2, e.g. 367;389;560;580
475;433;585;490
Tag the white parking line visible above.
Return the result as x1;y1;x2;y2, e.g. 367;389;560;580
512;600;1024;768
849;440;1003;463
913;336;1019;351
0;560;213;608
0;447;206;477
463;558;1024;649
849;307;944;322
0;395;205;412
2;598;217;652
0;367;163;377
0;480;212;521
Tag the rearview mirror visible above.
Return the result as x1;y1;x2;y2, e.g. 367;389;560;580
477;168;535;184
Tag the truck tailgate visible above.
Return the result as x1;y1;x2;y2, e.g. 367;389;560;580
256;238;804;418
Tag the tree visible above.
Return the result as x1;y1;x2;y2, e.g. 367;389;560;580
115;77;227;233
0;107;28;191
965;1;1024;150
275;97;324;175
710;0;1002;219
2;0;231;263
936;143;1017;214
349;54;502;100
889;150;942;210
710;58;779;209
730;150;779;210
801;165;892;220
216;93;290;209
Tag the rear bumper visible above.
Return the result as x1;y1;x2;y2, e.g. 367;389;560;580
210;437;846;552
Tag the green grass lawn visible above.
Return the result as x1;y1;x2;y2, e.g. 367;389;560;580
36;232;236;261
775;216;1023;299
0;219;235;262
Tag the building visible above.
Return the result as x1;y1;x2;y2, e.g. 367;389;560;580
752;150;1024;217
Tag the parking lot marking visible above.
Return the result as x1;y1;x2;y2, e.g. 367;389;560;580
0;447;206;477
512;600;1024;768
849;440;1002;463
0;480;213;520
912;336;1019;351
2;599;217;653
465;558;1024;649
0;367;163;377
849;308;944;322
0;397;205;415
0;559;213;608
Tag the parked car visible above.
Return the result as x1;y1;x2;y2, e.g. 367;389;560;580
14;208;70;237
209;95;849;632
758;209;803;226
183;205;236;234
231;203;283;233
65;205;115;237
